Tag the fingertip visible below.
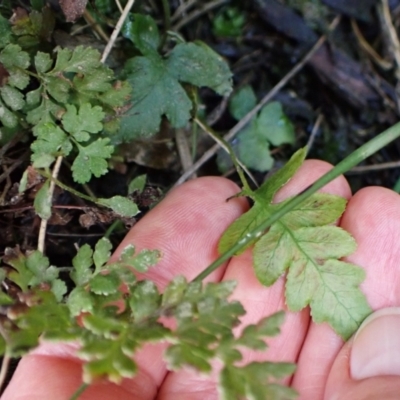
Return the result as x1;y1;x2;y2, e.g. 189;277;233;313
274;159;351;202
324;309;400;400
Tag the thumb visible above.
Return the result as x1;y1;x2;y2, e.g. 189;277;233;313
324;308;400;400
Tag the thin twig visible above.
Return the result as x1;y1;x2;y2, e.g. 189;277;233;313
347;160;400;173
380;0;400;77
171;0;197;22
37;155;63;253
114;0;124;14
194;117;258;189
101;0;136;63
175;128;197;178
0;353;10;394
83;9;110;42
306;113;324;155
351;18;392;70
174;15;341;187
172;0;229;31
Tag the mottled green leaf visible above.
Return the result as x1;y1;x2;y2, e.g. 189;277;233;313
98;196;139;217
119;55;192;140
67;286;94;316
122;14;160;55
71;244;93;286
71;138;113;184
162;276;188;308
0;98;18;128
53;46;102;74
0;86;25;111
34;52;53;73
31;123;72;166
237;123;274;172
127;249;161;272
128;174;146;194
129;280;160;321
168;42;232;96
33;180;51;220
229;85;257;120
62;103;104;142
93;238;112;272
89;272;120;295
257;102;295;146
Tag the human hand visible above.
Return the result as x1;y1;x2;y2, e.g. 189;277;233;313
3;159;400;400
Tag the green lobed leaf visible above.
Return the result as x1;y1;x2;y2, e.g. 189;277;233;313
0;44;30;70
45;76;71;103
118;41;232;140
34;51;53;74
129;280;160;322
52;46;102;74
0;86;25;111
0;14;11;49
229;85;257;120
6;249;34;292
93;238;112;272
98;80;131;107
73;66;113;94
71;138;114;184
237;123;274;172
98;195;139;217
31;123;72;167
162;276;188;308
168;42;232;96
256;102;295;146
231;101;296;173
67;286;94;317
212;6;246;38
26;96;61;126
122;249;161;272
219;363;297;400
89;271;121;296
62;103;105;142
119;55;192;140
122;14;160;56
128;174;146;194
220;148;372;339
71;244;93;286
0;98;18;128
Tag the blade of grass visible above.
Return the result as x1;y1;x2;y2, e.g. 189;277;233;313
194;121;400;281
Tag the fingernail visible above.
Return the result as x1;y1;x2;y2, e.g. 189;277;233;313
351;307;400;380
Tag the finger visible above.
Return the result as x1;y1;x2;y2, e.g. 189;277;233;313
2;177;248;400
323;187;400;400
157;160;351;400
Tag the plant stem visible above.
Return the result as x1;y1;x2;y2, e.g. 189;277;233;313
194;117;256;191
194;120;400;281
161;0;171;32
0;353;10;394
101;0;136;63
38;155;63;253
69;383;89;400
37;170;97;203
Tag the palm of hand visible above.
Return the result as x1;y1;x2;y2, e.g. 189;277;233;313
3;160;400;400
